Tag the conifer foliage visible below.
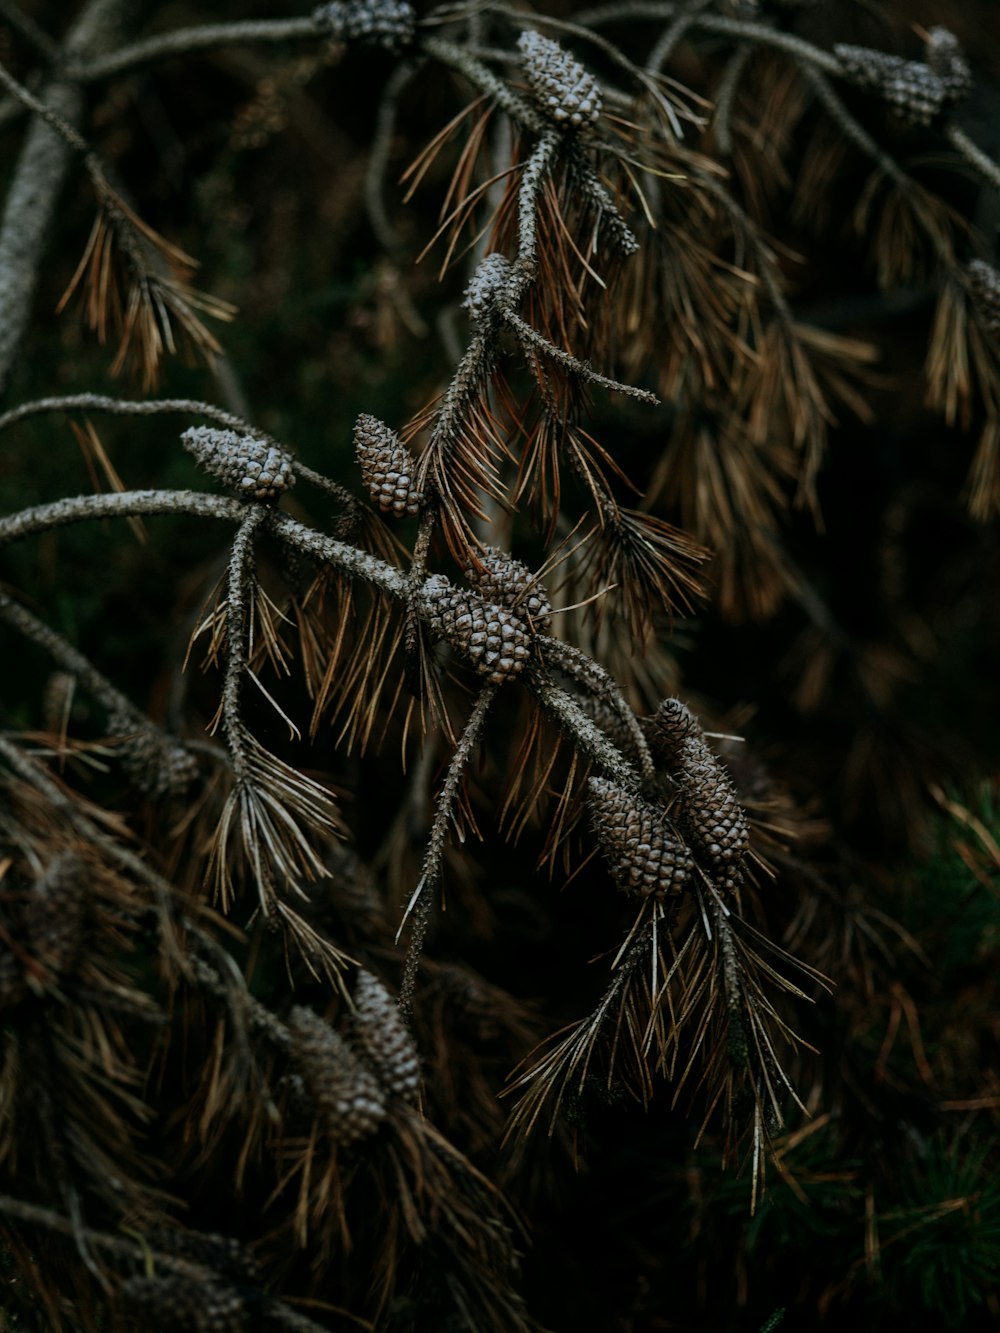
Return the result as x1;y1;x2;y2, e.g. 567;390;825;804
0;2;999;1329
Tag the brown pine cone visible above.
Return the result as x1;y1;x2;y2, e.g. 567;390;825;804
21;854;90;990
110;712;198;798
352;969;421;1104
588;776;693;901
417;574;532;685
463;254;511;323
464;546;551;629
287;1006;387;1146
648;699;749;891
354;413;423;517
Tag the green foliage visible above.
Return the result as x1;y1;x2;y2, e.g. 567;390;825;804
884;1138;1000;1324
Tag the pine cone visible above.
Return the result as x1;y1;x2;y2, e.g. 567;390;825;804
110;712;198;798
517;31;602;130
120;1274;247;1331
144;1229;259;1284
354;413;423;517
647;699;750;891
352;969;421;1103
966;261;1000;341
833;45;946;127
417;574;532;685
925;27;972;103
22;855;89;989
588;776;694;900
576;693;643;764
463;253;511;322
181;426;294;501
287;1006;387;1146
428;964;504;1044
464;545;551;628
313;0;416;51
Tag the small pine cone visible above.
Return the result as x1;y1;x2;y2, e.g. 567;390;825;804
966;261;1000;341
354;413;423;517
307;842;384;934
181;426;294;501
517;31;602;130
23;855;89;987
429;965;503;1043
833;44;946;127
588;776;693;901
110;712;198;798
352;970;420;1103
288;1006;387;1146
645;696;699;761
464;546;551;628
144;1229;259;1284
120;1274;247;1332
647;699;750;891
925;27;972;103
577;694;642;763
313;0;416;51
417;574;532;685
463;253;511;322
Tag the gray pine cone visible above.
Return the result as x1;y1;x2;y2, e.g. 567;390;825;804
967;260;1000;341
463;253;511;322
925;27;972;103
120;1274;247;1331
313;0;416;51
517;31;602;130
576;693;643;764
144;1228;259;1284
417;574;532;685
181;426;294;501
352;970;421;1103
22;855;89;989
464;545;551;628
288;1006;387;1146
354;413;423;517
648;699;749;892
110;712;198;798
834;44;946;127
588;776;694;900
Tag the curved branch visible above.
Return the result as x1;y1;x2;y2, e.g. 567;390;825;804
0;588;194;791
67;17;321;84
0;488;408;597
0;392;255;435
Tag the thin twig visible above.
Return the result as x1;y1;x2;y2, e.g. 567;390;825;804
0;0;60;64
399;683;499;1010
945;121;1000;195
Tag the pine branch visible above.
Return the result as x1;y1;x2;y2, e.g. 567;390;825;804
0;0;136;391
399;683;499;1010
67;17;322;84
0;588;196;795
